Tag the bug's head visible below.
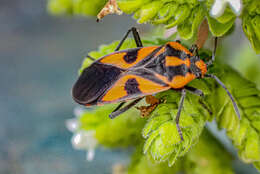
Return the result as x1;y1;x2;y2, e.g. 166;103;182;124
190;55;207;78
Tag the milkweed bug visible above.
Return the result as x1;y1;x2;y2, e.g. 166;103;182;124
72;27;241;140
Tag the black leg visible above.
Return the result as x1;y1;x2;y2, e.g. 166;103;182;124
206;37;218;66
184;86;204;97
176;89;186;141
132;27;143;47
109;98;143;119
112;102;126;113
86;55;96;61
205;74;241;119
115;27;143;51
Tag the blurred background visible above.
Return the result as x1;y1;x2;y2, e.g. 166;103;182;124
0;0;259;174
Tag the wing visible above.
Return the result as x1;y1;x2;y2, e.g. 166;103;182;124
98;46;162;69
72;62;122;105
97;70;170;104
72;46;165;105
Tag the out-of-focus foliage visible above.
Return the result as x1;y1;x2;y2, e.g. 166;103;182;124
78;104;146;147
232;43;260;88
47;0;106;16
47;0;260;53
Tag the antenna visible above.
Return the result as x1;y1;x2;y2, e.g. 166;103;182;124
205;74;241;119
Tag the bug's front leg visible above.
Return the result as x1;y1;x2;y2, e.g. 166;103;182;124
175;88;186;141
184;86;204;97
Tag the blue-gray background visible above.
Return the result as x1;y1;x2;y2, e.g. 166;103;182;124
0;0;259;174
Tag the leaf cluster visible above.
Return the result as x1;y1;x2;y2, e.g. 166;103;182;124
47;0;260;53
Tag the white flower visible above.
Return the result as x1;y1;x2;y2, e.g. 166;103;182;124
71;130;98;161
73;106;85;118
66;118;79;132
210;0;242;18
66;107;98;161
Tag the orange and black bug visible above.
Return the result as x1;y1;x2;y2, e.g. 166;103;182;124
72;27;240;140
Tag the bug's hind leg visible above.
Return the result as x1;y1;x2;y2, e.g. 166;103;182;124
86;55;96;61
175;88;186;141
112;102;126;114
115;27;143;51
85;27;143;62
109;97;143;119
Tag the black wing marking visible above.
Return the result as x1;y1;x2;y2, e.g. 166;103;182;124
72;63;123;105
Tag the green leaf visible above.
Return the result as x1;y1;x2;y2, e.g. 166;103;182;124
177;5;205;39
47;0;106;16
207;14;236;36
117;0;151;14
143;90;209;166
137;1;163;23
212;64;260;169
242;14;260;53
184;130;234;174
216;7;236;24
166;4;191;29
129;129;234;174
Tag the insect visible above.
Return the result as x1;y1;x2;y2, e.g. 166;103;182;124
72;27;241;140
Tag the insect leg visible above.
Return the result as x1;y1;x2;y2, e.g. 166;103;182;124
115;27;143;51
86;55;96;61
112;102;126;113
132;27;143;47
206;37;218;66
205;74;241;119
175;89;186;141
109;97;143;119
184;86;204;97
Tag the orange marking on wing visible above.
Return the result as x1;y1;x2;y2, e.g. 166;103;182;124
100;52;128;68
167;42;193;55
135;46;159;66
170;73;196;89
101;74;169;102
195;60;207;76
136;76;170;94
100;46;159;69
165;56;190;67
101;77;128;102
